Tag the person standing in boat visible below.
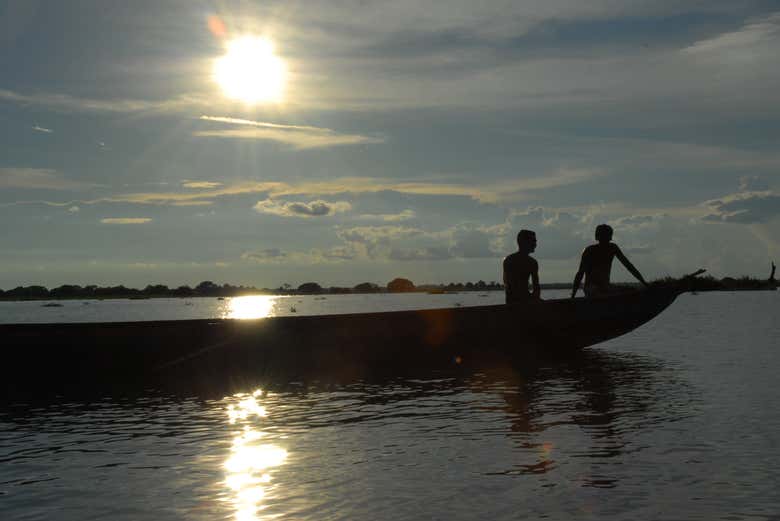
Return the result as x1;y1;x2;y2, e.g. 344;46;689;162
571;224;649;298
503;229;541;303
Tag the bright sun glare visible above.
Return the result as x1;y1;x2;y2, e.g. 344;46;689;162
214;36;285;104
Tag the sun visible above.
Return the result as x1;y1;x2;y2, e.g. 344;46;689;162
214;36;286;104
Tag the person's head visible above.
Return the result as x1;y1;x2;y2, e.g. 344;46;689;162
517;229;537;253
595;224;613;244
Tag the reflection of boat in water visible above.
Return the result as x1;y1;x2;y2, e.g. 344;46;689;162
1;288;682;395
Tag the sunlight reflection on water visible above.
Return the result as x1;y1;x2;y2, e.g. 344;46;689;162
223;390;287;521
223;296;278;320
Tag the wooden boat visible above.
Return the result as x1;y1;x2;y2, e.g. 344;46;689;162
0;287;682;396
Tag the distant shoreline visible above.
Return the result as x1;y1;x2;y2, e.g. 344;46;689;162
0;277;775;302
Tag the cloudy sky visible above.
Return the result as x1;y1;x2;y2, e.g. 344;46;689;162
1;0;779;289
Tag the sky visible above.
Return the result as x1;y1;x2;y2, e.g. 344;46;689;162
1;0;779;289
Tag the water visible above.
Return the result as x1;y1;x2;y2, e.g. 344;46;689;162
0;291;505;324
1;291;779;520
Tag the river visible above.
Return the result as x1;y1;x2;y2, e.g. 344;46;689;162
1;290;779;520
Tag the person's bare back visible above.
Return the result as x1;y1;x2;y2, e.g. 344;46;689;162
503;230;540;303
579;242;619;290
504;252;539;302
571;224;648;298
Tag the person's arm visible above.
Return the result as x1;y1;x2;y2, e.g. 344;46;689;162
531;262;541;299
571;253;586;298
615;246;649;288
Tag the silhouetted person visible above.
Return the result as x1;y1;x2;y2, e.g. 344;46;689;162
770;262;776;283
504;230;541;304
571;224;649;298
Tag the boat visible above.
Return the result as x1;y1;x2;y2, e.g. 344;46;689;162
0;286;685;397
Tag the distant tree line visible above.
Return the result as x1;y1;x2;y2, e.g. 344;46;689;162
1;273;773;301
0;278;505;301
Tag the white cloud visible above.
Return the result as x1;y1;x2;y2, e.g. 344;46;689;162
702;191;780;224
334;223;501;261
358;209;417;222
254;198;352;218
3;167;602;208
241;248;287;261
389;246;453;261
182;181;223;189
195;116;384;149
32;125;53;133
68;206;80;213
171;200;213;206
268;169;603;203
100;217;153;224
682;13;780;64
337;225;426;244
241;246;356;264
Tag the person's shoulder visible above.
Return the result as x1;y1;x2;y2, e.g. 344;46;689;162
529;256;539;268
503;252;516;266
582;244;598;255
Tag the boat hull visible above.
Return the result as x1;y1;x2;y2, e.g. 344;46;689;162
0;289;679;396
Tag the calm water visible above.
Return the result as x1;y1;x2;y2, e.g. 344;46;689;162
1;291;779;520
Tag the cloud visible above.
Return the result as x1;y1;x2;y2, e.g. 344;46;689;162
613;215;655;227
0;88;203;114
241;248;287;261
738;175;770;192
199;116;334;133
389;246;453;261
334;223;500;261
100;217;153;224
337;225;425;245
84;181;282;206
358;209;417;222
254;198;352;218
171;200;213;206
128;262;158;269
269;169;603;203
623;245;653;255
337;225;428;258
501;206;590;260
0;168;95;190
182;181;223;189
241;246;356;264
449;228;498;258
5;167;602;208
702;191;780;224
32;125;53;133
682;13;780;64
68;206;80;213
195;116;385;149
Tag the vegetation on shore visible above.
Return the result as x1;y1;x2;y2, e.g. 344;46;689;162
0;279;505;301
649;274;776;292
1;272;774;302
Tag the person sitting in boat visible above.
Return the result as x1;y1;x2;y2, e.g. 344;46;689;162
571;224;649;298
503;229;541;303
